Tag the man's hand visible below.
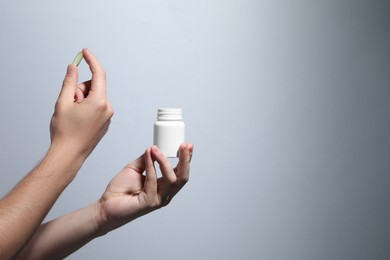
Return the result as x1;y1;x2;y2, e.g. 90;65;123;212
97;144;194;235
14;144;194;259
0;48;114;259
50;48;114;158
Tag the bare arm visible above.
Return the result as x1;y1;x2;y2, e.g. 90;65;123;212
15;202;101;260
16;144;194;259
0;48;113;259
0;146;85;259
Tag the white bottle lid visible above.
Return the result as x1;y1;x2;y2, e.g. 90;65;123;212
157;108;183;121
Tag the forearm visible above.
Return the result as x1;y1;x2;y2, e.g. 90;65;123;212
16;202;102;260
0;145;85;259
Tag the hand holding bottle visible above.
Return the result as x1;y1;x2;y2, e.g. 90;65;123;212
96;144;193;235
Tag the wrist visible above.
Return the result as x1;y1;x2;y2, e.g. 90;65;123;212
92;200;109;237
49;140;89;162
45;142;87;182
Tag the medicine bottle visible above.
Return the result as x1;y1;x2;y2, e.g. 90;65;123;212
153;108;185;158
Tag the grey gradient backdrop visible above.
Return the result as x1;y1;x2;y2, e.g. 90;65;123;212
0;1;389;259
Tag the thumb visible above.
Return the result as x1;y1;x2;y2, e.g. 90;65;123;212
58;64;78;103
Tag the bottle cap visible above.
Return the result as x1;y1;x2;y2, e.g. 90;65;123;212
157;108;183;121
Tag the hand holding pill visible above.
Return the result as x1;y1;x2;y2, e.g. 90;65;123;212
50;48;114;159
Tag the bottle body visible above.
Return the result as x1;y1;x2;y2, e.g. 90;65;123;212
153;108;185;158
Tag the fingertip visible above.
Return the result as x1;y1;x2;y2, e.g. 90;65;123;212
179;143;193;163
81;48;106;94
145;147;151;158
66;64;77;74
82;47;89;55
151;145;162;156
144;148;152;168
151;145;164;158
179;143;186;151
62;64;78;89
147;147;157;162
82;48;92;63
181;143;191;153
144;147;158;195
65;64;78;84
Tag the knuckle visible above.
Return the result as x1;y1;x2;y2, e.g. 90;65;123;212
161;198;172;207
95;99;109;112
54;101;66;115
95;100;114;117
97;69;106;80
54;101;62;113
147;198;161;209
178;176;189;185
107;103;114;117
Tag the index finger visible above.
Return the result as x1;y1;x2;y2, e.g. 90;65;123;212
144;148;158;197
123;153;146;174
82;48;106;97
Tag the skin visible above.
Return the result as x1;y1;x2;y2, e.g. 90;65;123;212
0;48;113;260
0;48;194;259
16;144;193;259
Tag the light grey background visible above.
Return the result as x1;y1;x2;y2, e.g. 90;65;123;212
0;1;389;259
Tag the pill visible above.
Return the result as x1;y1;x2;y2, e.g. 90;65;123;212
72;51;83;66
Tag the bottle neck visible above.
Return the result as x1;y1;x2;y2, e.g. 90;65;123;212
157;108;183;121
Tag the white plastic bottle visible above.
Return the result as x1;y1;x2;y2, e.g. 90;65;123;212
153;108;185;158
